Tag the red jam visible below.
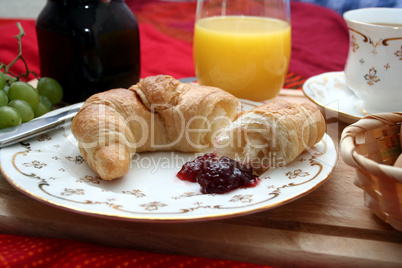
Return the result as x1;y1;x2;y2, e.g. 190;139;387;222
177;153;259;194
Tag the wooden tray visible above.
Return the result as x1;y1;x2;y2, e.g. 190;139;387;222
0;90;401;268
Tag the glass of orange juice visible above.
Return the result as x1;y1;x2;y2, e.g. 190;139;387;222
194;0;291;101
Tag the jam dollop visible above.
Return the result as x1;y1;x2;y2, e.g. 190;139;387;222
177;153;259;194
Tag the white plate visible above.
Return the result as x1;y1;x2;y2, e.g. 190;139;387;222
302;71;367;124
0;100;338;222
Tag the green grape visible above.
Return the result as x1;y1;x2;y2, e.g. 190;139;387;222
0;72;6;90
37;77;63;104
39;95;53;111
0;90;8;106
8;81;40;109
4;74;17;85
0;106;21;129
3;85;9;95
33;102;51;118
8;99;34;123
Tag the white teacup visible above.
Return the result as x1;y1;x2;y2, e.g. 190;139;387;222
344;8;402;113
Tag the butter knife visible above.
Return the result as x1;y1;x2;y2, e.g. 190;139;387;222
0;106;81;148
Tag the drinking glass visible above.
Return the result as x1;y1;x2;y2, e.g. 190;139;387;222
193;0;291;101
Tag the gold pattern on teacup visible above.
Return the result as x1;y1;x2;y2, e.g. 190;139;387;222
349;28;402;61
351;35;359;52
364;67;381;85
349;28;382;49
382;37;402;46
395;46;402;60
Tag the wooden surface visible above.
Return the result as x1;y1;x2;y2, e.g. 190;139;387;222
0;90;401;268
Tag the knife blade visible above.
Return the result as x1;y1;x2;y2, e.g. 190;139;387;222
0;106;81;148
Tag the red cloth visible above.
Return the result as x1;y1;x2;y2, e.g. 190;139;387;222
0;20;194;81
140;23;195;79
0;2;349;85
0;234;268;268
0;20;39;81
289;2;349;78
127;1;350;79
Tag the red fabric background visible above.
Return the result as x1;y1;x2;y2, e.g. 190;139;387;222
289;2;349;78
126;1;350;79
0;2;349;84
0;1;350;267
0;234;268;268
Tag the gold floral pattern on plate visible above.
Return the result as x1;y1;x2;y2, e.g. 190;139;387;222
0;101;338;222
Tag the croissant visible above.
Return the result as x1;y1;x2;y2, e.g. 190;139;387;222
213;99;326;174
71;75;240;180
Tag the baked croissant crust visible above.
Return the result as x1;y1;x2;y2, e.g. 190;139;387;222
71;75;240;180
213;99;326;174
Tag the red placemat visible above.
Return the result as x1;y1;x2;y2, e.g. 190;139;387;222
0;234;271;267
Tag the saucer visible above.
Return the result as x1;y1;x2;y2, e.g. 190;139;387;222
302;71;368;124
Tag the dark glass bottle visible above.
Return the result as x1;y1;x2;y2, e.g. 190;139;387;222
36;0;140;103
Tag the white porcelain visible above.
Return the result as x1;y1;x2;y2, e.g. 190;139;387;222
0;100;337;222
343;8;402;113
303;71;369;124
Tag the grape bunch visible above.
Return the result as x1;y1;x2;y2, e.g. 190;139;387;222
0;72;63;130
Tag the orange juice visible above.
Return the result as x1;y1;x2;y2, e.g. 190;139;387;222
194;16;291;101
